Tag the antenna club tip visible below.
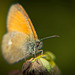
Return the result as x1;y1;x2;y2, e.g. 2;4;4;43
53;35;60;37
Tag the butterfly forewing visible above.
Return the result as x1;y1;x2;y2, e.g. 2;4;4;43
7;3;37;39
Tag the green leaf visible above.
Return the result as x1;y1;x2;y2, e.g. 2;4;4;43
40;58;51;72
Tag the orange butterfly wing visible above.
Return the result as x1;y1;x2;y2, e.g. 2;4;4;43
7;3;37;39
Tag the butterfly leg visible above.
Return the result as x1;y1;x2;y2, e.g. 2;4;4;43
36;50;43;55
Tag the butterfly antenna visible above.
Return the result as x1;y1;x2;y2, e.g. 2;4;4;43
40;35;60;41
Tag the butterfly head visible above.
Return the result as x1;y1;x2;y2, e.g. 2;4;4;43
35;40;43;50
29;39;43;55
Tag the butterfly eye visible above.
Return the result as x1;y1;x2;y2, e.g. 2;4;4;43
36;41;43;50
36;42;40;47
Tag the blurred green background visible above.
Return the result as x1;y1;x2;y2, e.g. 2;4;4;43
0;0;75;75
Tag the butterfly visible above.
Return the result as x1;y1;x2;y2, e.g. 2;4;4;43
1;3;43;64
